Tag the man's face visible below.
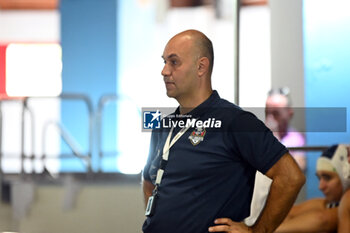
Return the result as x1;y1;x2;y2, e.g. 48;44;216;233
265;94;292;133
317;170;343;203
161;35;198;101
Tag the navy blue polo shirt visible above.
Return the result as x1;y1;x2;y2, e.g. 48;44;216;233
142;91;287;233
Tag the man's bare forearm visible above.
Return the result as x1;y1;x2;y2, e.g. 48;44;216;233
252;154;306;233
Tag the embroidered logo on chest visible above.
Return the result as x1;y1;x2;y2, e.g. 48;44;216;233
188;127;206;146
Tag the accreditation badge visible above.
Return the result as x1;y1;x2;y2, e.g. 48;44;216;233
145;192;158;217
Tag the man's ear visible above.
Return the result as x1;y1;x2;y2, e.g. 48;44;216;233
197;57;209;77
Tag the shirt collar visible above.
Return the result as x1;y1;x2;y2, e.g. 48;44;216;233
174;90;220;119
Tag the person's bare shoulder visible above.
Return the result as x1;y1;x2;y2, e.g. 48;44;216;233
340;190;350;206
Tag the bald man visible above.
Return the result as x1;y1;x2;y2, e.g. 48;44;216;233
142;30;305;233
265;88;306;170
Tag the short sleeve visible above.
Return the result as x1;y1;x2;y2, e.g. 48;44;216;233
229;111;288;174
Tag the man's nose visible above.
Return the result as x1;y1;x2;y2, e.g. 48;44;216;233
161;64;170;77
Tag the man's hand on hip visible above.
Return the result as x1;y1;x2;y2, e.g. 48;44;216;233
208;218;252;233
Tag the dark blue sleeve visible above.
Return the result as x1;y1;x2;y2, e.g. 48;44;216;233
229;111;288;174
143;130;159;182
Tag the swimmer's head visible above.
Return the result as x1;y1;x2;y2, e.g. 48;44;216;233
317;145;350;197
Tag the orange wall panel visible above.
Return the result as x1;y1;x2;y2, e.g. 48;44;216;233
0;0;58;10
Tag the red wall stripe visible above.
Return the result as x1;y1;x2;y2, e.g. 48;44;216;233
0;44;8;98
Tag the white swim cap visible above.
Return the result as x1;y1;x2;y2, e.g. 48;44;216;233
317;144;350;193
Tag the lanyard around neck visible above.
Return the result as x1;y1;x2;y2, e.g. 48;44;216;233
154;125;191;186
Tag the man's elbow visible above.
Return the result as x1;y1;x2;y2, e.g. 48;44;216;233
288;168;306;190
282;154;306;189
276;165;305;192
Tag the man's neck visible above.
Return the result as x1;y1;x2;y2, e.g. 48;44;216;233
178;89;213;114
